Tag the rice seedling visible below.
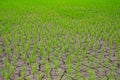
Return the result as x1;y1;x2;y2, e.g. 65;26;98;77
17;77;23;80
75;62;81;79
20;66;27;79
88;69;96;80
1;68;6;79
37;74;43;80
5;72;10;80
13;55;17;65
0;0;120;79
54;60;59;70
32;63;38;78
21;53;26;64
28;56;33;67
66;63;72;79
45;62;51;79
10;65;15;74
4;58;10;69
104;59;109;68
3;36;11;57
26;76;30;80
0;45;2;55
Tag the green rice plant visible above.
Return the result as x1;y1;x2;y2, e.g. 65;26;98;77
65;55;73;65
13;39;18;55
45;62;51;79
0;0;120;80
2;36;11;57
20;34;25;47
102;76;107;80
109;38;113;49
66;63;72;77
28;56;33;67
88;55;95;62
108;72;114;80
95;60;100;68
110;65;116;73
88;39;94;49
31;51;37;62
116;75;120;80
13;55;17;65
41;57;46;65
57;68;63;79
78;56;82;62
88;70;95;80
20;66;27;78
17;77;23;80
54;48;58;56
81;49;87;58
81;77;87;80
4;58;10;70
6;46;11;57
75;62;81;79
88;61;93;68
5;72;10;80
98;53;102;61
1;67;6;79
7;34;12;42
57;53;62;61
26;76;30;80
10;65;15;74
26;40;30;55
39;47;43;56
33;54;37;63
59;42;63;50
32;63;38;78
46;45;51;57
21;53;26;63
54;60;59;70
31;44;37;62
74;50;79;56
94;41;99;51
69;48;73;54
0;45;2;55
104;59;109;67
37;74;43;80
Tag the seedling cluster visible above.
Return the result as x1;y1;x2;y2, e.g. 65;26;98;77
0;0;120;80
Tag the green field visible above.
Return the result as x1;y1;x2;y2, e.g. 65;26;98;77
0;0;120;80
